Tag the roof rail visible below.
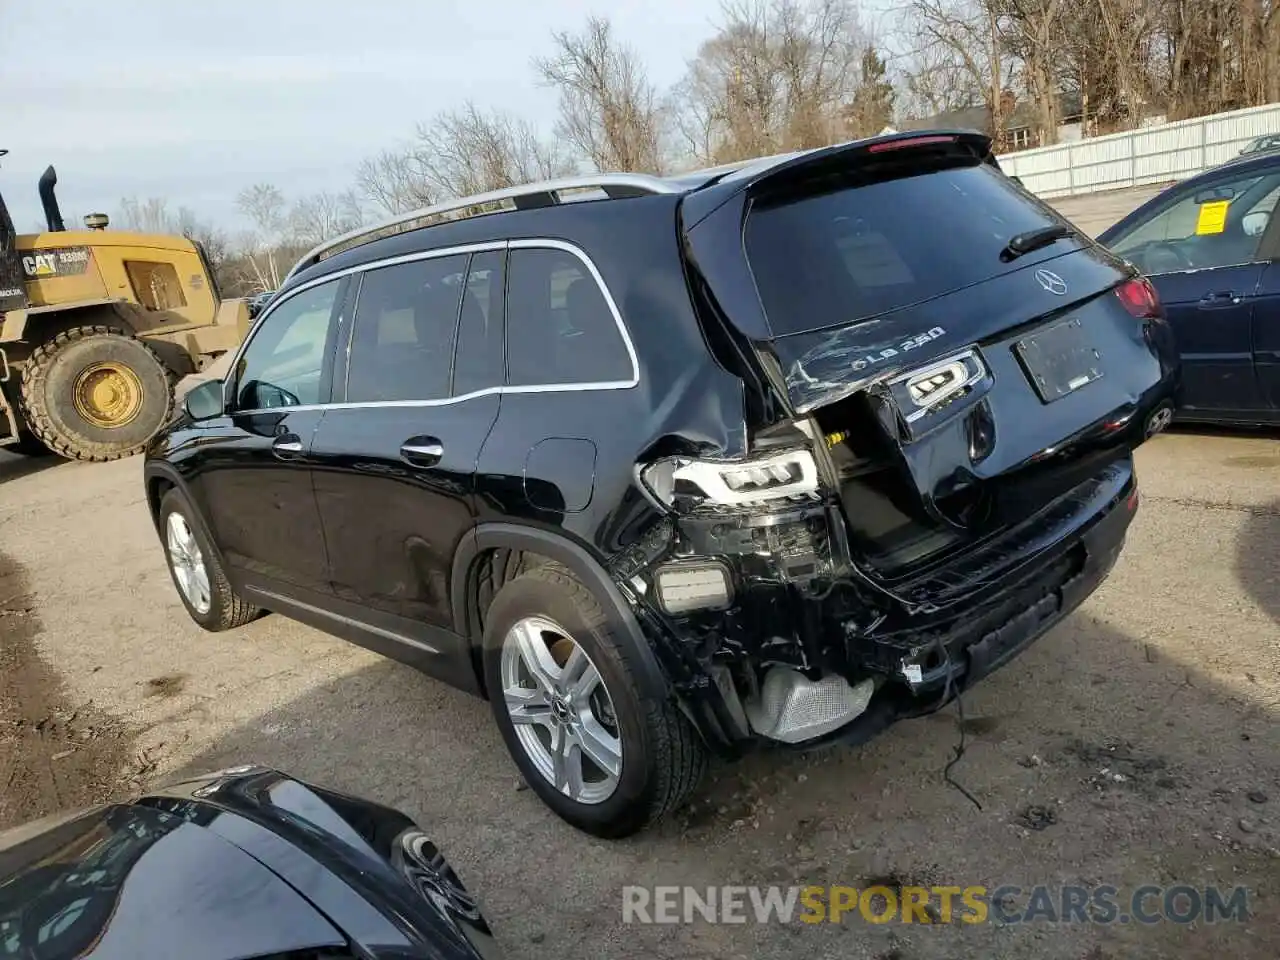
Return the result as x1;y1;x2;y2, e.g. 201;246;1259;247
284;172;681;284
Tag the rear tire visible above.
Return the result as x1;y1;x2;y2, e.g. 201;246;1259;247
19;325;175;462
482;562;706;838
158;487;260;631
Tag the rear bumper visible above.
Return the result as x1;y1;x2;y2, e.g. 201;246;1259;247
640;458;1138;757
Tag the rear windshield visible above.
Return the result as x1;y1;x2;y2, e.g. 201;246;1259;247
744;160;1068;336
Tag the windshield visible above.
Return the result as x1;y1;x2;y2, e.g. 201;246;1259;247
744;161;1072;337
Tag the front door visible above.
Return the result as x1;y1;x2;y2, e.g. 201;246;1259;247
188;277;346;596
1104;165;1280;417
310;248;506;684
1150;264;1263;414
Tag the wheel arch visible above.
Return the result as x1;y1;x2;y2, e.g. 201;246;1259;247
452;523;670;700
143;462;232;572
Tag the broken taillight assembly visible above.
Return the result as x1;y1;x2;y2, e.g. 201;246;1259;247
641;448;820;509
1115;276;1162;319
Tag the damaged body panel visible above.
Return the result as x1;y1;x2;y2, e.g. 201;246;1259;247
634;132;1178;753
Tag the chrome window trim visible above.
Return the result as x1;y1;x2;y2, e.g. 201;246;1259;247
223;237;639;416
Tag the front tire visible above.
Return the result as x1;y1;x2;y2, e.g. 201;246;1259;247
483;562;706;838
20;325;175;462
158;488;260;631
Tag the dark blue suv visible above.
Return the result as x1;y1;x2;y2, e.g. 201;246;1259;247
144;131;1178;837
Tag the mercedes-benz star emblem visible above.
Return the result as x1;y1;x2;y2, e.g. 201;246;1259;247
1034;269;1068;295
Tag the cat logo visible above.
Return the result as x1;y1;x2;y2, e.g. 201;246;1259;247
20;246;92;279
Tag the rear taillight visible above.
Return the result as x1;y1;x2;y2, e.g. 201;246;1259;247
1115;277;1162;318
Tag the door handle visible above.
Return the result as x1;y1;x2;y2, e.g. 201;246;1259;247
272;434;305;460
1198;290;1243;309
400;437;443;468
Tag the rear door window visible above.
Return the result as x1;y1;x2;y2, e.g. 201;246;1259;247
505;247;632;386
345;254;467;403
744;160;1068;336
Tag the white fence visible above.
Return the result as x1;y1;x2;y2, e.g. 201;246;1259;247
996;102;1280;198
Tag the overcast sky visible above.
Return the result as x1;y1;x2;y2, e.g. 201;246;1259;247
1;0;754;232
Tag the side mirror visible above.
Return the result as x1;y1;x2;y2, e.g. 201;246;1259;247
183;379;225;421
1243;209;1271;237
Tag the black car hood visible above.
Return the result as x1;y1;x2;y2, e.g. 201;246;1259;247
0;802;345;960
0;767;499;960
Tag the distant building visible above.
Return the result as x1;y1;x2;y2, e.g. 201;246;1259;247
901;93;1168;153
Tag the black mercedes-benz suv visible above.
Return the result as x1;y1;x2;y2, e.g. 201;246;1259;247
144;131;1179;838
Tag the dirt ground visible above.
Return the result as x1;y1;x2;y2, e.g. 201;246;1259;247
0;426;1277;960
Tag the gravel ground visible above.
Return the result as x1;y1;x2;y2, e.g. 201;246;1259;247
0;427;1277;960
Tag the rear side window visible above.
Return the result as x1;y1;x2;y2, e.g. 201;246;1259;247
505;247;632;386
452;250;506;396
744;161;1065;335
345;254;467;402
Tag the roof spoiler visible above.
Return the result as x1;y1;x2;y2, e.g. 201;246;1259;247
683;129;995;230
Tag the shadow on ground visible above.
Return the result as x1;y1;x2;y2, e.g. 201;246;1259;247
175;609;1280;960
0;450;60;484
1235;496;1280;626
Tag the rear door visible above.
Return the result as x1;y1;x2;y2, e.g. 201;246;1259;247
1102;166;1280;417
309;248;504;686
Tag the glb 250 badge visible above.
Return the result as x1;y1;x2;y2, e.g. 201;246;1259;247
849;326;946;372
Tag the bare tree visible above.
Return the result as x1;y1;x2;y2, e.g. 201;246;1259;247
996;0;1068;144
534;16;666;172
357;104;572;213
671;0;872;166
905;0;1011;148
235;184;290;292
897;40;984;117
357;149;437;216
413;103;575;197
287;190;365;248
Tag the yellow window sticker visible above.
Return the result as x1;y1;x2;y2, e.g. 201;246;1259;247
1196;200;1230;235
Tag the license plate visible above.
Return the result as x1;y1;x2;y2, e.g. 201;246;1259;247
1014;318;1103;403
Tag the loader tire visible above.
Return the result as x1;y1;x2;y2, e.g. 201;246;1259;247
19;325;175;462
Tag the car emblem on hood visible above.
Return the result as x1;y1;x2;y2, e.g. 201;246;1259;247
1035;268;1068;295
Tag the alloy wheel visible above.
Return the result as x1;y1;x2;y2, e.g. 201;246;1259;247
166;512;211;614
499;615;623;804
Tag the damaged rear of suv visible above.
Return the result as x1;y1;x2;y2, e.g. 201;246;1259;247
145;131;1177;839
646;133;1178;761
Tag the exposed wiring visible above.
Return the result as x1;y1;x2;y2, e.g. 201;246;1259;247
936;639;983;811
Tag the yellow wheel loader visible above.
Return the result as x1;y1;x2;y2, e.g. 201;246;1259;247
0;152;249;461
